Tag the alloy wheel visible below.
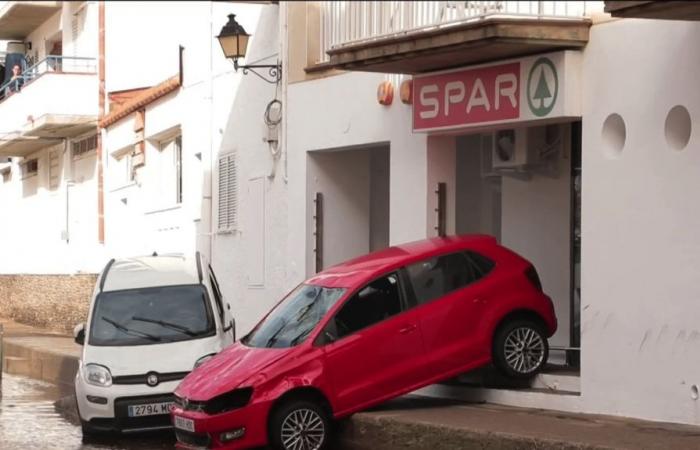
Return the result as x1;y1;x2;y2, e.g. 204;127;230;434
503;326;545;374
280;408;326;450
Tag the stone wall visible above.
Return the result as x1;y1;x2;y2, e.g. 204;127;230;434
0;274;97;334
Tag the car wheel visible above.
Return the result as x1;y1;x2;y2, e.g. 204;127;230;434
493;319;549;379
80;419;99;442
270;400;331;450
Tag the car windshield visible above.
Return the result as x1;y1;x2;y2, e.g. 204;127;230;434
88;284;215;346
243;284;346;348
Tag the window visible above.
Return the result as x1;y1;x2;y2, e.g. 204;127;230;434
243;284;346;348
405;252;484;305
155;135;182;205
72;135;97;159
466;251;495;277
208;265;224;321
1;167;11;183
175;135;182;204
88;285;215;347
332;273;403;339
20;159;38;179
218;153;237;231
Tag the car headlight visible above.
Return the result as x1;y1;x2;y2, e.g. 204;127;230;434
194;353;217;369
204;387;253;415
83;363;112;387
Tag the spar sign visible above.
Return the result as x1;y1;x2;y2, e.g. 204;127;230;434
412;51;581;133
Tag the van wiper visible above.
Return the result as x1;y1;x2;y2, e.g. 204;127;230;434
101;316;162;342
131;316;197;337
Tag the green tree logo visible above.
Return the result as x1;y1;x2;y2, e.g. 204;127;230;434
527;57;558;117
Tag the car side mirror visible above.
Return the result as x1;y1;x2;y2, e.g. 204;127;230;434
73;323;85;346
231;319;236;341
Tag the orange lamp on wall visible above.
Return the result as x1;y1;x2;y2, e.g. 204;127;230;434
377;80;394;106
400;79;413;105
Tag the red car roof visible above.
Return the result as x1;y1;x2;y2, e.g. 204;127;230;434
306;234;498;289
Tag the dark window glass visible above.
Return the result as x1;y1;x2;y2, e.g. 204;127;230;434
88;285;215;346
334;273;402;339
208;265;224;320
244;284;346;348
465;251;495;276
406;252;478;305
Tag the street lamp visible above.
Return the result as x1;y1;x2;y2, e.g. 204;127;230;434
217;14;281;84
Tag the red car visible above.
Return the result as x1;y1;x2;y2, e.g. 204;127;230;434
172;235;557;450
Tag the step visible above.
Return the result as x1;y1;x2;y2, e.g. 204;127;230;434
452;364;580;394
3;355;31;376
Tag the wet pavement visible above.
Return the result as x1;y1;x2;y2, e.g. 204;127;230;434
0;373;175;450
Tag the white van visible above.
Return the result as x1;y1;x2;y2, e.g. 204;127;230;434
73;252;235;436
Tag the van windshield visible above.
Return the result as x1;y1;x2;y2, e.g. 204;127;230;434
89;285;215;346
243;284;346;348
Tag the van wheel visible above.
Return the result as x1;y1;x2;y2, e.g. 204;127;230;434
80;420;99;442
493;319;548;379
269;400;330;450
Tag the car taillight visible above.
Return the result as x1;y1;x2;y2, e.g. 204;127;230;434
525;266;542;292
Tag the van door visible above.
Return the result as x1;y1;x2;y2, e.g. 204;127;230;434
208;264;234;344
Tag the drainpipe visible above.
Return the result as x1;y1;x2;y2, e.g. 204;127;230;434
96;1;105;244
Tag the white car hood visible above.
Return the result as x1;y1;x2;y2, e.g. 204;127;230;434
83;335;223;376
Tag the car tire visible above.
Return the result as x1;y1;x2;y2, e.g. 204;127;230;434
269;400;331;450
493;319;549;379
80;419;99;441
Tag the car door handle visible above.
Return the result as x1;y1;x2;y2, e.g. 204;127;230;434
399;324;417;335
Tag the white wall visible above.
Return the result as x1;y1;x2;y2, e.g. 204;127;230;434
580;18;700;426
0;142;105;274
209;4;282;335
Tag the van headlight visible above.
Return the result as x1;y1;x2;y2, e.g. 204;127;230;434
84;364;112;387
194;353;217;369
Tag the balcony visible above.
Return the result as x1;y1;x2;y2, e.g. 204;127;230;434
314;1;603;74
604;1;700;20
0;1;62;40
0;56;98;158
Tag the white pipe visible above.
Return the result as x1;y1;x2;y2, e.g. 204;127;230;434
281;1;288;184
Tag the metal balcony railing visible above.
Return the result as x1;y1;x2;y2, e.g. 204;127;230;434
318;1;602;63
0;55;97;101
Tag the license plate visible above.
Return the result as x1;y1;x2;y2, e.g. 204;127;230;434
127;401;174;417
174;415;195;432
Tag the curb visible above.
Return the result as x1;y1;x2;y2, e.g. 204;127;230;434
1;338;79;394
341;413;614;450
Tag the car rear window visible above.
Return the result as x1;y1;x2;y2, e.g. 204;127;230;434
405;251;492;306
465;251;495;276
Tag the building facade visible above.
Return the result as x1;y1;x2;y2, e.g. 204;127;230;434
215;0;700;427
0;1;101;274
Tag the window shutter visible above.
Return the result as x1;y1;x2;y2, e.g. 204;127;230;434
218;153;237;231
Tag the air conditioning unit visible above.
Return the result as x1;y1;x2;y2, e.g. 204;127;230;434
492;128;528;169
491;125;563;170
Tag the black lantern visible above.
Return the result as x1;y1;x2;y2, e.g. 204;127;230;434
217;14;281;84
217;14;250;61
